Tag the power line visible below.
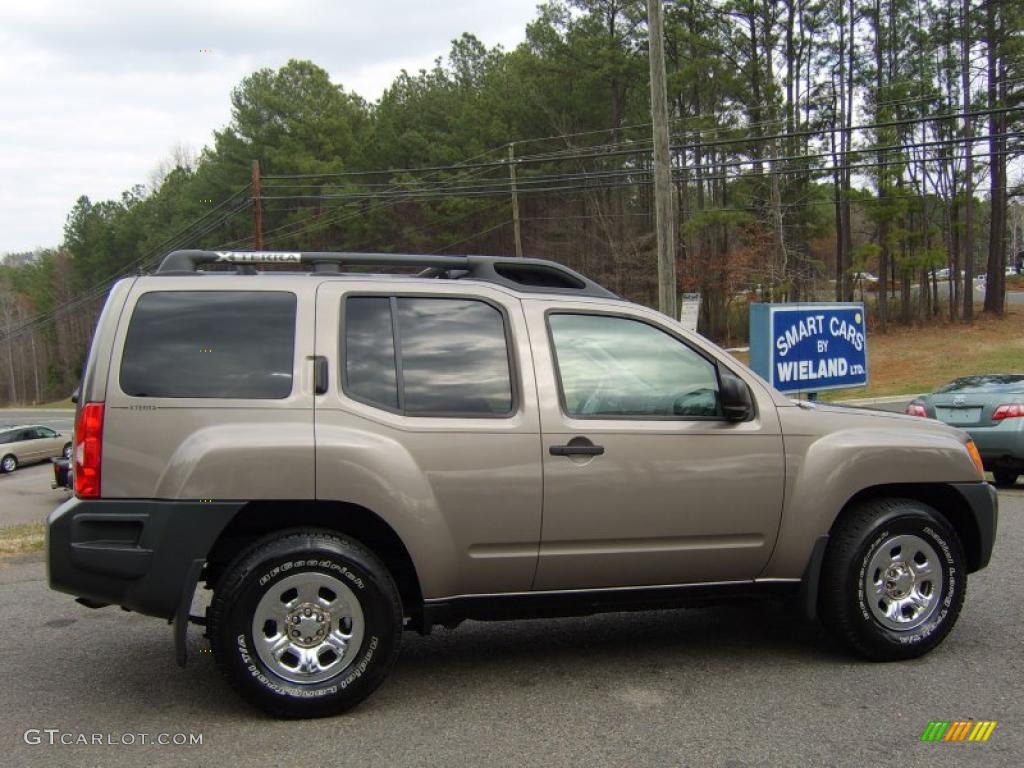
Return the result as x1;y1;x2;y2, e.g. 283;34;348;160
212;147;507;250
430;219;510;254
259;105;1021;189
248;136;1021;206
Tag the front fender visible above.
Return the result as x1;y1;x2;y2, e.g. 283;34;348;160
762;411;981;579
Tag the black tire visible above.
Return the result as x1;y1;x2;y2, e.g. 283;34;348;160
208;529;403;718
819;498;966;661
992;469;1018;488
1;454;17;473
62;442;72;460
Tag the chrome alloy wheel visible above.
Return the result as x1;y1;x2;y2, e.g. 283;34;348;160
252;571;365;685
865;534;941;632
1;456;15;472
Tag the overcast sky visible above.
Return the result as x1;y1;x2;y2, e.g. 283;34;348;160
0;0;540;255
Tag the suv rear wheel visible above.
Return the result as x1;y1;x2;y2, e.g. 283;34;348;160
819;498;966;661
208;529;403;718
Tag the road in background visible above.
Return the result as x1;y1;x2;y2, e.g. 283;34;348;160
0;409;75;433
836;396;914;414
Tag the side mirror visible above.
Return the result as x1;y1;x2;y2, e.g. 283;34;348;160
70;387;79;405
720;371;753;422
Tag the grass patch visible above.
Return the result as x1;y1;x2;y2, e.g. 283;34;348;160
830;308;1024;400
0;523;44;556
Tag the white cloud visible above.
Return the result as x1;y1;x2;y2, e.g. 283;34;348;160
0;0;538;253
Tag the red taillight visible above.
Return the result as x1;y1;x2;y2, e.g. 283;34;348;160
992;403;1024;421
74;402;104;498
905;403;928;417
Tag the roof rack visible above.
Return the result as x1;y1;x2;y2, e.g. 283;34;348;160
154;250;619;299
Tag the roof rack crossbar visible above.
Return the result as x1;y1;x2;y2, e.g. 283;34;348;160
156;250;469;274
154;250;619;299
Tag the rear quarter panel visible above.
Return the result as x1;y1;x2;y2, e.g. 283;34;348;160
100;276;317;500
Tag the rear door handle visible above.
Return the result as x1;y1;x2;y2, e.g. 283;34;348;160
549;440;605;457
313;356;329;395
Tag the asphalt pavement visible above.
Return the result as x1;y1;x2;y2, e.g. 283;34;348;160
0;463;69;525
0;482;1020;766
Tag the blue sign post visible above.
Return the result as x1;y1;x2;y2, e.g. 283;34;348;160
749;303;868;395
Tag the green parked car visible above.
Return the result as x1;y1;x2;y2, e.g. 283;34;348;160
907;374;1024;487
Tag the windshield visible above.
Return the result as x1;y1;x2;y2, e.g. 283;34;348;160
934;375;1024;394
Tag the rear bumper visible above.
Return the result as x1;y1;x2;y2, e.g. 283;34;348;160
46;497;242;619
965;423;1024;467
949;481;998;572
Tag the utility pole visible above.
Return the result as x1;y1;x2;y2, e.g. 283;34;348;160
646;0;677;318
509;143;523;258
252;159;264;251
960;0;974;322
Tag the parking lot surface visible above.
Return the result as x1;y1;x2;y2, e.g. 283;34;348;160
0;463;69;526
0;475;1019;767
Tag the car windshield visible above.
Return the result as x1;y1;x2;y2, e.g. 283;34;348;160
934;374;1024;394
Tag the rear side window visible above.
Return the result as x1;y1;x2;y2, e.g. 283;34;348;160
344;297;399;410
120;291;296;399
343;296;513;416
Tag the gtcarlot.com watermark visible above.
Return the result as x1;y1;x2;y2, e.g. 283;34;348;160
24;729;203;747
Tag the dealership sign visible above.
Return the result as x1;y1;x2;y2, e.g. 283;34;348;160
749;303;868;394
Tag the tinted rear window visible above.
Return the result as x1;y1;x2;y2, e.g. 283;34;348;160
397;298;513;415
935;375;1024;394
342;296;513;416
120;291;296;399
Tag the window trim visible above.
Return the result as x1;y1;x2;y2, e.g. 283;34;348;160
340;293;520;419
545;308;729;423
117;289;298;401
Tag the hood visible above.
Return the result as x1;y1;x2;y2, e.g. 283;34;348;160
779;399;970;441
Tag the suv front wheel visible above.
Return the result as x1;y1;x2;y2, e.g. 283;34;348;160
819;498;966;661
208;529;403;718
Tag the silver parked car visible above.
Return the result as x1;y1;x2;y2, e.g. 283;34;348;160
0;425;72;473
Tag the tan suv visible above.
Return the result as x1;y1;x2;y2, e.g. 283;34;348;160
0;425;72;473
47;250;997;718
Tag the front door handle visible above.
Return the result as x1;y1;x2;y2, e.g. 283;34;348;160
549;438;605;457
